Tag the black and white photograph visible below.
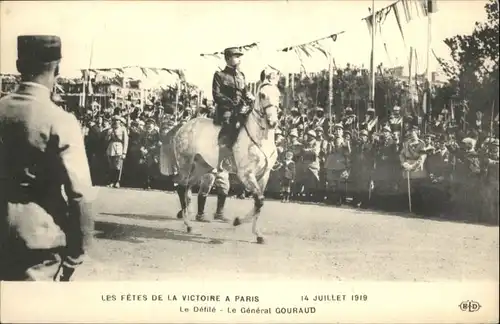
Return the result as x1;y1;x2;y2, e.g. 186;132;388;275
0;0;498;322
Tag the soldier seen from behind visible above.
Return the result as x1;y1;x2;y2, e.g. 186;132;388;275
0;35;95;281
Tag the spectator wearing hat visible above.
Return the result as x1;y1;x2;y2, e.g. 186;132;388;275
0;35;95;281
372;124;400;211
388;105;403;137
342;107;357;133
311;106;328;134
449;137;482;220
181;106;193;124
288;106;304;129
123;119;146;188
361;106;378;133
298;129;321;201
266;128;285;198
421;133;453;216
279;151;296;203
315;126;329;198
105;115;129;188
86;114;108;185
350;129;375;208
324;123;350;205
140;118;162;189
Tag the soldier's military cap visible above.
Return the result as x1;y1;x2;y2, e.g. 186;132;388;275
345;106;353;112
297;124;304;130
490;139;499;146
315;107;324;111
138;120;146;127
367;107;375;112
291;107;299;112
314;126;324;133
359;129;369;136
158;105;164;110
344;130;352;136
146;118;156;125
306;129;316;137
289;129;298;137
393;105;401;111
224;47;243;57
333;123;344;129
17;35;62;63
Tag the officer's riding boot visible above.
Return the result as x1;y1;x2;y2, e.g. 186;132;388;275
195;195;210;222
214;193;229;221
217;123;232;171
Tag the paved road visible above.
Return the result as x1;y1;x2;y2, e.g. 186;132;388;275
74;187;499;281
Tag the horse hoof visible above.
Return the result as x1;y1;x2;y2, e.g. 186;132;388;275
177;211;183;219
233;217;241;226
186;226;192;233
256;236;265;244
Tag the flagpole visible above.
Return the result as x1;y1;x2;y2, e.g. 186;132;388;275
369;0;376;116
425;0;433;130
408;47;414;115
328;52;334;123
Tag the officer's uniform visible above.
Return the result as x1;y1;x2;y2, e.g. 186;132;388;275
212;47;253;147
105;116;129;188
324;124;351;205
372;127;400;210
350;130;375;207
0;35;95;281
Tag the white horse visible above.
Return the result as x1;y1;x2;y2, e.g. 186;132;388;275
160;81;280;243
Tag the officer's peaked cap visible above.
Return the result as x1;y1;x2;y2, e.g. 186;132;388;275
224;47;243;57
17;35;62;63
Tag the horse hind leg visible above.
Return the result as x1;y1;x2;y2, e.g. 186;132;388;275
176;181;193;233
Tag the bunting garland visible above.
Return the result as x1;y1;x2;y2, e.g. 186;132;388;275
200;42;260;58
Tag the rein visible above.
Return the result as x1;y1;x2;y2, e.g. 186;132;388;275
242;100;277;181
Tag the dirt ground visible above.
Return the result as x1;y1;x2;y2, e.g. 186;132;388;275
74;187;499;281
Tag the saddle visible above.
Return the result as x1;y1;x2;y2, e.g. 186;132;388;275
214;106;253;171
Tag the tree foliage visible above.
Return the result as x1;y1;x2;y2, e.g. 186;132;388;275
439;0;499;121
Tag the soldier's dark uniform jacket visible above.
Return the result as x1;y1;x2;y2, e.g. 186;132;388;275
212;66;253;125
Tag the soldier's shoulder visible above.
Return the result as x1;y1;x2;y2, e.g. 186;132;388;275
50;108;81;134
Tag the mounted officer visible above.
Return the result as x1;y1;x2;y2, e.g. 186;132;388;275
212;47;255;169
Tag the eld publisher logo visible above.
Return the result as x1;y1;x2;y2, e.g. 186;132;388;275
459;300;482;312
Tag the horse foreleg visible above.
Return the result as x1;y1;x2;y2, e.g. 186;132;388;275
251;170;271;244
233;171;267;244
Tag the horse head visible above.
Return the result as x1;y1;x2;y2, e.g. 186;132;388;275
253;82;280;130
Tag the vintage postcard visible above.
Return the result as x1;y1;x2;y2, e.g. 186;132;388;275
0;0;498;323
